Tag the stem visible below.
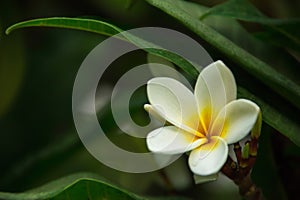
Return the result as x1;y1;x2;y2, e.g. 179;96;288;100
221;108;264;199
221;152;264;200
236;174;264;200
158;170;176;194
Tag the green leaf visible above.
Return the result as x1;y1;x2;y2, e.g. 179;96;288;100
237;87;300;147
5;15;300;146
6;17;198;79
144;0;300;110
172;1;299;84
0;173;140;200
201;0;282;24
201;0;300;51
143;0;300;146
147;53;184;81
254;29;300;52
252;126;288;200
0;173;190;200
5;17;121;36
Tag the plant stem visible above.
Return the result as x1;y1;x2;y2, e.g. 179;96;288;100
236;174;264;200
221;153;264;200
158;170;176;194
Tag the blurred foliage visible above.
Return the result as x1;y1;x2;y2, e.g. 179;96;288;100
0;173;190;200
0;0;300;199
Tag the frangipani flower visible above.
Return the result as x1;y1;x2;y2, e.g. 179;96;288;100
144;61;260;176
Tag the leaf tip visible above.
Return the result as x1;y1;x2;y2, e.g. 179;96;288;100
5;26;14;35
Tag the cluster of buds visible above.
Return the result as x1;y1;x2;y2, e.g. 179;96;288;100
221;112;263;200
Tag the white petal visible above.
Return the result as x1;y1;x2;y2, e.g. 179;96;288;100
144;104;166;124
147;77;202;136
188;136;228;176
210;99;260;144
146;104;204;137
147;126;207;154
195;61;236;134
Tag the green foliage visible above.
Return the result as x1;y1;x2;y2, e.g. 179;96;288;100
5;18;121;37
0;173;190;200
252;126;288;200
0;173;127;200
1;0;300;199
5;9;300;146
201;0;300;51
6;17;199;79
144;0;300;110
143;0;300;146
237;87;300;147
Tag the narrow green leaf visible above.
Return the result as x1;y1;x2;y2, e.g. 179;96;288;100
5;15;300;146
0;173;140;200
252;126;288;200
0;173;190;200
5;17;121;37
201;0;300;51
237;87;300;147
6;17;198;79
171;1;300;84
144;0;300;111
254;30;300;52
200;0;296;24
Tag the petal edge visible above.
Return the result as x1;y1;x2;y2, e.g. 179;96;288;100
147;77;201;135
188;136;228;176
210;99;260;144
147;126;207;154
